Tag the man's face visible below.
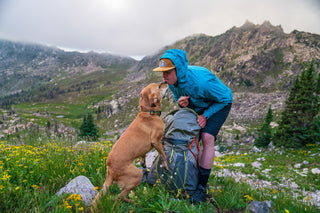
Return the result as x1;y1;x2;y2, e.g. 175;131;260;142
162;69;177;85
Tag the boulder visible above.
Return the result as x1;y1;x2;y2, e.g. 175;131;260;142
56;175;98;206
248;200;273;213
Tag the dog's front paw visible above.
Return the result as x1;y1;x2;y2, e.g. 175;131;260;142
162;162;169;171
139;159;146;168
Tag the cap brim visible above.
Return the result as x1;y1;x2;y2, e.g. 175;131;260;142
153;66;175;72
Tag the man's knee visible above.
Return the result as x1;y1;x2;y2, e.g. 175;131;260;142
201;132;215;148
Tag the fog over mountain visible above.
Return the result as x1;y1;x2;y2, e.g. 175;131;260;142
1;0;319;57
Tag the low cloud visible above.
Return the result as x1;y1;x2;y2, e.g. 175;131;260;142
0;0;319;57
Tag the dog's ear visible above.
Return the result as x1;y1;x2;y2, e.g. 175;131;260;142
150;93;158;107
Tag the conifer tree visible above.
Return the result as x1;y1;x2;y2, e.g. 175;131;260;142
255;105;273;147
79;112;99;140
309;72;320;143
274;61;319;147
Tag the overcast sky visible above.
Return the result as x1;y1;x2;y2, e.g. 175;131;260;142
0;0;319;59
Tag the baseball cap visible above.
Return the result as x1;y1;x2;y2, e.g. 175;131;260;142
153;58;175;72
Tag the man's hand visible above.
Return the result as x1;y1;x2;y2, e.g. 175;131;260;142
197;115;207;128
178;96;189;107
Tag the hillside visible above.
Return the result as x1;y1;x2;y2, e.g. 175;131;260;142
0;40;137;105
137;21;320;93
0;20;319;212
118;20;320;132
0;20;319;140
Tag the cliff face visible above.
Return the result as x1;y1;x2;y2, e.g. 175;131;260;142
130;21;320;130
138;21;320;93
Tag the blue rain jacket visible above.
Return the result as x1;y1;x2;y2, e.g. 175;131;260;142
161;49;233;119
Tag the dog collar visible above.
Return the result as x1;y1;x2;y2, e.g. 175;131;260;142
143;111;161;116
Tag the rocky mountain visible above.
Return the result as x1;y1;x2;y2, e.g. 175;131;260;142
106;21;320;137
0;20;319;140
0;40;137;101
137;21;320;93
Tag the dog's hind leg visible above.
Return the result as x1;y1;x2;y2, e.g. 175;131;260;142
117;165;143;203
91;172;113;212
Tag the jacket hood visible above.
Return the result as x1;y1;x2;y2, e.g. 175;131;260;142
160;49;188;84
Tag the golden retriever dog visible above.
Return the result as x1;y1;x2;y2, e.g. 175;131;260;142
91;82;169;210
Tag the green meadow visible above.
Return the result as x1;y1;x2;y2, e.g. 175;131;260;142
0;134;319;212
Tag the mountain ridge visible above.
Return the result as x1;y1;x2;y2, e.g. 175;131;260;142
0;20;319;137
0;39;137;100
136;20;320;93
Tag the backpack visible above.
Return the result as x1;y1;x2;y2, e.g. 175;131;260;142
146;108;201;193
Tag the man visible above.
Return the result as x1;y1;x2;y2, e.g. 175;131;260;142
153;49;232;203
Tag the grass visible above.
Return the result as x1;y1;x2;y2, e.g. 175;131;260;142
0;131;319;212
213;143;320;212
13;102;89;128
214;143;320;192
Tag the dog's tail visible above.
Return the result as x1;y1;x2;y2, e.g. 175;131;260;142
91;172;113;212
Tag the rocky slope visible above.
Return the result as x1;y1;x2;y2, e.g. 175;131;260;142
126;21;320;140
137;21;320;93
0;40;136;100
0;20;319;140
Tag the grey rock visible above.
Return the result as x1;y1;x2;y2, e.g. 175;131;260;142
56;175;98;206
248;200;273;213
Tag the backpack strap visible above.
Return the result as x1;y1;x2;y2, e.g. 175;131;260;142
187;136;200;161
169;145;175;163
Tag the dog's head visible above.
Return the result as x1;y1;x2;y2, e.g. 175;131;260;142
139;82;168;112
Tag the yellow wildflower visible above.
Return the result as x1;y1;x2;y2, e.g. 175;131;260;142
32;185;39;189
15;186;20;190
2;174;11;181
67;194;74;200
244;195;253;201
285;209;290;213
143;186;148;195
94;186;99;190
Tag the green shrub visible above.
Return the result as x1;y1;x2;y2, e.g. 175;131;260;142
274;61;320;147
78;112;99;140
255;105;273;147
